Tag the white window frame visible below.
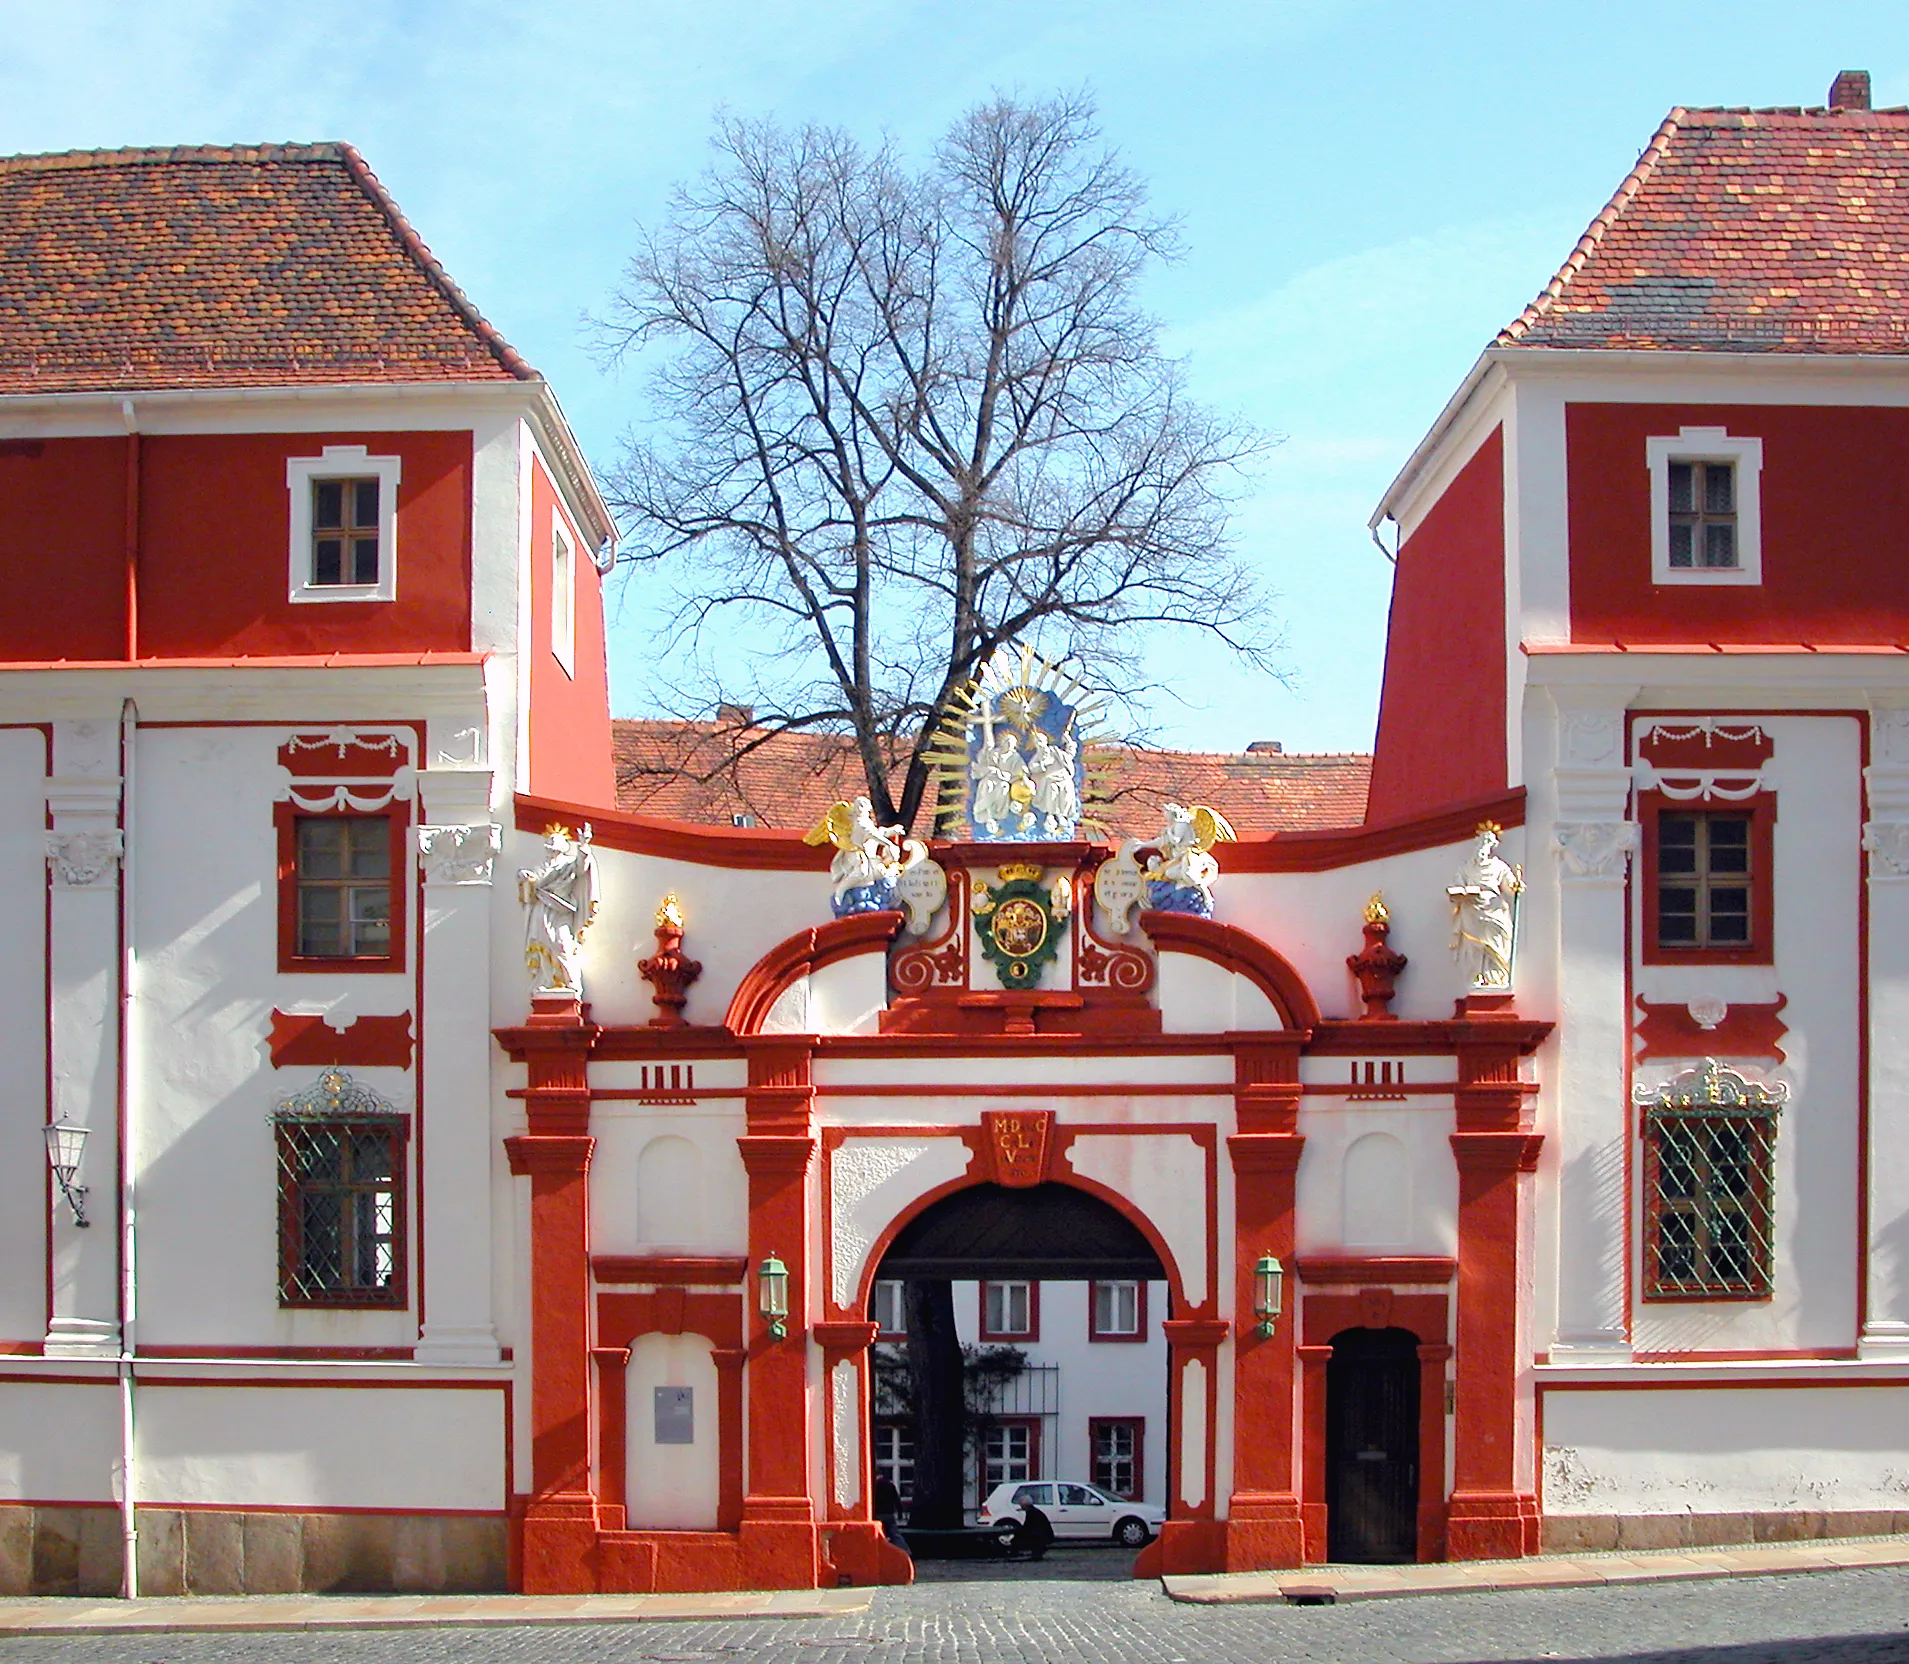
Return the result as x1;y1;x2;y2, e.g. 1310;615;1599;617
1092;1279;1141;1337
983;1279;1032;1337
1645;427;1763;587
551;517;576;676
286;445;402;604
871;1279;904;1337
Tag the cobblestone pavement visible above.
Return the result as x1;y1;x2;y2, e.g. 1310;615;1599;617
2;1565;1907;1664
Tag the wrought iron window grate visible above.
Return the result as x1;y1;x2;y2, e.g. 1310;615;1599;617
1635;1058;1785;1301
273;1070;407;1308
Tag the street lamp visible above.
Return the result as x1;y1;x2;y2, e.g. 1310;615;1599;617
43;1119;90;1228
1253;1252;1284;1339
758;1253;789;1340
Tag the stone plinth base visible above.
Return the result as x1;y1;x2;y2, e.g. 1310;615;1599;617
1544;1510;1909;1554
0;1504;507;1597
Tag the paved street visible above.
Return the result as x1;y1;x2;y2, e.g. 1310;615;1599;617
3;1564;1908;1664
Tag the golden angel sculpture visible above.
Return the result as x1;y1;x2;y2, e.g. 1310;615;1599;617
1093;802;1238;930
803;797;946;931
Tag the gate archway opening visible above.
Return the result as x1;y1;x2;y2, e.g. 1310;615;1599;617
865;1181;1174;1580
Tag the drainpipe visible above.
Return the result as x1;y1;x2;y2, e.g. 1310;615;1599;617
116;697;139;1597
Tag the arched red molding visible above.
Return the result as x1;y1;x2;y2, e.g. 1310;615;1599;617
1139;911;1322;1030
724;911;905;1035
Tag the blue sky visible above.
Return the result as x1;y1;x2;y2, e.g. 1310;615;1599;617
5;2;1905;753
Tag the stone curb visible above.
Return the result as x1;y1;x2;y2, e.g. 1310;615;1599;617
1162;1534;1909;1605
0;1586;874;1635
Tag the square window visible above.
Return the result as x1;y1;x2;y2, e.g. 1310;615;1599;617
1646;429;1763;586
286;446;401;603
980;1279;1037;1340
275;1114;407;1307
1090;1418;1144;1500
1641;793;1773;967
1090;1279;1146;1341
1641;1075;1782;1302
278;803;407;973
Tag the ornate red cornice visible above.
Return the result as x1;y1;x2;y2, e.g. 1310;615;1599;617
1139;911;1322;1030
592;1255;747;1286
725;912;905;1035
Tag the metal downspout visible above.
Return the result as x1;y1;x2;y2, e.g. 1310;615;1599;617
117;697;139;1597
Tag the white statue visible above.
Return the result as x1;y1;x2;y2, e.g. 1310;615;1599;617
805;796;942;924
1448;822;1524;989
971;717;1027;838
1028;730;1080;837
518;824;599;994
1142;802;1237;916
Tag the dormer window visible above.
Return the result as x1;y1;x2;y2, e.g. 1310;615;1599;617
287;445;402;603
1667;460;1735;570
312;477;382;587
1646;427;1762;586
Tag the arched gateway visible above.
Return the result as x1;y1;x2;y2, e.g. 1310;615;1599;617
498;818;1550;1595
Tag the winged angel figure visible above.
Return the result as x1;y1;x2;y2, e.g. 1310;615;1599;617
1094;802;1238;929
803;797;946;930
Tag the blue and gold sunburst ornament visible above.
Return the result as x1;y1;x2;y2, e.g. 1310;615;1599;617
923;644;1118;841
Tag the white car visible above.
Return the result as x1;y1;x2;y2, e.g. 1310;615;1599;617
977;1480;1164;1547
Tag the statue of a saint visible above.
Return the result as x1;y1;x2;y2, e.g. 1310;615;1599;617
1448;822;1524;989
1028;730;1080;837
518;824;599;994
971;715;1027;837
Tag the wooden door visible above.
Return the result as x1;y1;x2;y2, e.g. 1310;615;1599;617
1325;1327;1420;1563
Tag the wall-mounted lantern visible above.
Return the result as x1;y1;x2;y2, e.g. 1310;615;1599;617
758;1253;790;1340
43;1119;90;1227
1253;1252;1284;1339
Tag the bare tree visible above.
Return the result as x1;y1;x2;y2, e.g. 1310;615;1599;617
596;92;1278;831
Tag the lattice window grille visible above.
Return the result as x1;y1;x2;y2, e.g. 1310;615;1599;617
1634;1058;1785;1300
272;1070;408;1308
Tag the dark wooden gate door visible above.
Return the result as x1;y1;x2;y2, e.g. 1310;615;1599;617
1325;1327;1420;1563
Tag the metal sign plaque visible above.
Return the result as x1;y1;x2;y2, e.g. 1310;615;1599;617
654;1386;694;1445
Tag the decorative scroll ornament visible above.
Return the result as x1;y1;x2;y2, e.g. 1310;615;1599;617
271;1067;405;1123
638;893;703;1028
1631;1056;1788;1112
1448;822;1524;990
972;863;1069;987
279;727;415;813
1554;820;1640;880
416;823;499;886
1347;892;1407;1019
804;797;942;925
517;823;599;995
45;829;123;888
923;645;1116;840
1863;822;1909;877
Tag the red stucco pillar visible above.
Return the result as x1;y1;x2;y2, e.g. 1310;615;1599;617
1226;1130;1305;1568
1447;1008;1544;1560
500;996;601;1593
737;1037;820;1589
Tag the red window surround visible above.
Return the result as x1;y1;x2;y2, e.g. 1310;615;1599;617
274;798;411;974
1088;1279;1149;1343
1638;789;1775;967
1089;1416;1145;1500
978;1280;1039;1342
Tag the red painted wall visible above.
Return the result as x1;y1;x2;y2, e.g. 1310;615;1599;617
0;431;471;664
0;438;131;661
1569;403;1909;645
138;432;471;657
526;454;615;809
1366;427;1507;824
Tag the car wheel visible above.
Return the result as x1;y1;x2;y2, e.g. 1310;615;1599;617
1113;1516;1152;1547
994;1520;1020;1545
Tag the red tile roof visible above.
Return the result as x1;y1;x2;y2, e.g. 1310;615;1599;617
1500;105;1909;353
0;143;533;394
613;720;1370;838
